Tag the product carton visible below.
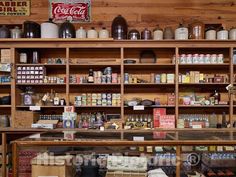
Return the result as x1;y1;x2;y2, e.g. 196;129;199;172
153;108;166;128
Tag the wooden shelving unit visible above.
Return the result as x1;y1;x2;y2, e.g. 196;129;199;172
0;39;236;177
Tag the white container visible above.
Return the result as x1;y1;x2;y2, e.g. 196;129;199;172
175;24;188;40
217;29;229;40
76;27;86;38
41;19;59;38
153;26;163;40
205;30;216;40
11;26;21;38
99;27;109;38
229;27;236;40
87;27;98;38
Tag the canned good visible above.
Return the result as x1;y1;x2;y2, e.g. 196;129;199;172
205;54;211;63
107;93;112;99
97;94;102;99
124;73;129;84
101;75;107;83
192;54;199;63
180;54;186;64
102;99;107;106
112;73;118;83
199;54;205;63
161;73;167;83
102;93;107;99
155;74;161;83
75;96;82;101
210;54;217;63
186;54;193;64
104;67;112;75
107;100;112;105
97;99;102;105
217;54;224;63
92;93;97;99
106;75;112;83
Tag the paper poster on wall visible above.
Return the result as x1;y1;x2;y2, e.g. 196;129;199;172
49;0;91;23
0;0;30;16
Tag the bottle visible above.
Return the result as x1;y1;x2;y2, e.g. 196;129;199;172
53;93;60;106
212;90;220;105
222;112;228;128
87;69;94;83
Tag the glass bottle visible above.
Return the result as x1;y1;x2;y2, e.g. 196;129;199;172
53;93;60;106
212;90;220;105
87;69;94;83
222;112;228;128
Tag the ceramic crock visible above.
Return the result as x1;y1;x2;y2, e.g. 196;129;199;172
41;19;59;38
111;15;128;39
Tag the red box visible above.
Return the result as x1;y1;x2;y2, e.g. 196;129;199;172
153;108;166;128
159;115;175;129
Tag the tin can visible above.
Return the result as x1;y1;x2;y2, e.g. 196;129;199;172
106;75;112;83
199;54;205;63
124;73;129;84
97;99;102;105
101;75;107;83
112;73;118;83
155;74;161;83
186;54;193;64
205;54;211;63
97;93;102;99
107;99;112;105
104;67;112;75
75;96;82;101
102;99;107;106
210;54;217;63
102;93;107;99
161;73;167;83
192;54;199;63
180;54;186;64
217;54;224;63
107;93;112;99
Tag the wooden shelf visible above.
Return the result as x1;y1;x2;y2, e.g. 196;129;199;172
70;83;120;86
0;83;11;86
75;106;121;108
16;63;66;69
16;106;65;108
125;105;175;108
179;105;229;108
0;105;11;108
16;83;66;86
124;63;175;69
124;83;175;86
179;83;229;86
179;63;229;69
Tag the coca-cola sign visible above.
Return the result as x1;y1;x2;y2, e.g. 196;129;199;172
50;0;91;22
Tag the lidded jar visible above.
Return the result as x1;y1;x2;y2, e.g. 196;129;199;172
99;27;109;38
128;29;140;40
217;27;228;40
175;23;188;40
189;20;205;39
153;25;163;40
141;28;152;40
41;18;59;38
205;26;216;40
76;27;86;38
11;26;21;39
229;27;236;40
0;25;10;38
59;20;75;38
111;15;128;40
163;27;174;39
87;27;98;38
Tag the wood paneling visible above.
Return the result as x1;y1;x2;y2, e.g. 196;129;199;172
0;0;236;31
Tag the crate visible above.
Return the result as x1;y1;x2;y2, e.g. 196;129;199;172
31;153;75;177
13;111;38;128
106;171;147;177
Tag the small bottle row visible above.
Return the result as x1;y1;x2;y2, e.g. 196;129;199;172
178;53;224;64
179;72;228;84
74;93;121;107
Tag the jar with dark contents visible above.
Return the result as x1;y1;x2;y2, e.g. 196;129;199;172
111;15;128;40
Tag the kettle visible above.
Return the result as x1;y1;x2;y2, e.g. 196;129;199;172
111;15;128;40
59;21;75;38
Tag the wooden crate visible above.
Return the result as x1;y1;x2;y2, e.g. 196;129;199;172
13;111;38;128
106;171;147;177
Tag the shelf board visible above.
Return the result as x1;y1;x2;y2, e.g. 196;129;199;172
16;83;66;86
16;63;66;69
0;105;11;108
125;105;175;108
16;106;65;108
70;83;120;86
124;63;175;69
179;63;229;69
0;83;11;86
179;105;229;108
124;83;175;86
179;83;229;86
75;106;121;108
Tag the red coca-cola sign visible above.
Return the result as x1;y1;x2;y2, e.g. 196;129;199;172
50;0;91;22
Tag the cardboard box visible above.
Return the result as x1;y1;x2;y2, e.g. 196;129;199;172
159;115;175;128
13;111;39;128
153;108;166;128
31;153;75;177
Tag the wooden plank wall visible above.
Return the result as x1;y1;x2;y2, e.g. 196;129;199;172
0;0;236;31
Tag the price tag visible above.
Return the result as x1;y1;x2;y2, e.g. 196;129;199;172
133;105;144;110
192;124;202;129
133;136;144;141
29;106;41;111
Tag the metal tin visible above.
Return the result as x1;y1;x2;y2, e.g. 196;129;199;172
205;54;211;63
106;75;112;83
155;74;161;83
102;93;107;99
210;54;217;63
161;73;167;83
217;54;224;63
101;75;107;83
186;54;193;64
199;54;205;63
192;54;199;64
107;93;112;99
180;54;186;64
124;73;129;83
